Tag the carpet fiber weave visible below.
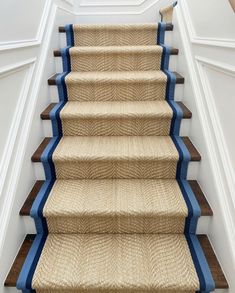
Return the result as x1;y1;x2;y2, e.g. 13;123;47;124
23;20;214;293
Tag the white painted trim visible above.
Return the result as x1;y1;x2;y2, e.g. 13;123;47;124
195;57;235;231
175;4;235;285
0;0;75;52
74;0;165;15
0;59;36;78
0;1;58;276
0;58;36;198
180;0;235;49
195;56;235;77
80;0;148;7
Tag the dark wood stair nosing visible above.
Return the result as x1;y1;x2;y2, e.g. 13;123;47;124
4;234;36;287
58;23;174;33
4;234;228;289
40;102;191;120
48;71;185;86
53;47;179;57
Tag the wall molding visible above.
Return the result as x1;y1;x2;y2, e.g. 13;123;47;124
0;58;36;78
74;0;166;15
179;0;235;48
195;56;235;77
79;0;147;7
175;6;235;286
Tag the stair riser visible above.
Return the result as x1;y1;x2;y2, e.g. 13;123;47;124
70;52;162;72
22;215;211;235
33;161;199;181
53;161;177;179
49;82;183;103
66;82;167;101
43;119;190;137
45;216;185;234
55;55;178;73
58;29;174;49
61;118;172;136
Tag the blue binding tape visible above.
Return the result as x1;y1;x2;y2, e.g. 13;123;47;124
171;135;191;179
186;234;215;292
61;46;72;72
16;234;47;292
157;22;166;45
167;100;183;135
30;137;59;233
178;179;201;234
65;24;74;47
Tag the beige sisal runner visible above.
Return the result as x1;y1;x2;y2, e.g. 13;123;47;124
32;234;199;292
60;101;173;136
43;179;188;234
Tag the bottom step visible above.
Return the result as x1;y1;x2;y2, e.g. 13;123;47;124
5;234;228;290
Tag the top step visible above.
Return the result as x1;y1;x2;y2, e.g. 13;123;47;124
58;23;173;46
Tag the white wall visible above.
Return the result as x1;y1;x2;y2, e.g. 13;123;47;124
173;1;235;292
0;0;234;292
0;1;76;293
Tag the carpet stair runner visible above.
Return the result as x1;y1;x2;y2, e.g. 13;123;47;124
15;16;217;293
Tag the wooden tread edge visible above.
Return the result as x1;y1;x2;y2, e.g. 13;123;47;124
40;102;191;120
31;136;200;163
48;71;184;86
5;234;228;289
53;47;179;57
58;23;174;33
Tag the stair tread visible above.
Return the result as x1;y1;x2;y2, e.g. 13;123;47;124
41;101;191;120
53;45;179;57
32;234;199;291
20;179;212;217
53;136;178;162
44;179;187;217
58;23;174;32
5;234;228;289
65;70;167;84
60;101;172;119
32;136;201;162
69;45;164;54
48;71;184;85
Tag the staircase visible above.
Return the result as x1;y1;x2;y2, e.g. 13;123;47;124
4;6;228;293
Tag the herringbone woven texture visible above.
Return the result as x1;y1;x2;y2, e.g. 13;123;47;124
70;46;163;72
65;71;167;101
72;24;158;46
32;23;201;292
44;179;188;233
60;101;173;136
52;136;179;179
32;234;199;292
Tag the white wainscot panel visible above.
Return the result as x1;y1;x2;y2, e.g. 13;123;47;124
0;0;47;45
199;61;235;175
0;68;29;159
182;0;235;41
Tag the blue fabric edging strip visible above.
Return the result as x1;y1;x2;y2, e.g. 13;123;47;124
61;46;72;72
178;179;201;234
16;234;47;292
50;102;66;137
171;135;190;179
56;72;69;102
157;22;166;45
167;100;183;135
186;234;215;292
65;24;74;47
